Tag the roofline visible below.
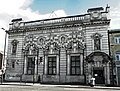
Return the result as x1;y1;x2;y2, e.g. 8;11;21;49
109;29;120;33
16;11;107;24
23;14;89;23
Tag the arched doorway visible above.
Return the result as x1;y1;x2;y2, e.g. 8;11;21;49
85;52;112;85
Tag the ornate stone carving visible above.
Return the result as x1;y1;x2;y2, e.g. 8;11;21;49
86;52;111;63
37;36;45;48
66;31;85;52
24;43;38;55
58;34;68;48
25;34;35;44
11;39;19;45
91;33;103;39
44;41;60;54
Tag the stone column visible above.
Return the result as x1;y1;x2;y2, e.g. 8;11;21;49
80;54;83;75
67;54;70;75
107;62;110;84
44;56;48;74
104;66;107;84
35;56;37;74
24;56;27;74
57;55;59;75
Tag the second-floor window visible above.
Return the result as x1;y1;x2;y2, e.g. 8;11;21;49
115;37;120;44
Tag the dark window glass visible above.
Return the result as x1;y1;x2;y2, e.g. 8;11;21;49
48;56;56;75
70;56;80;75
115;53;120;61
27;57;35;75
12;61;15;68
115;37;120;44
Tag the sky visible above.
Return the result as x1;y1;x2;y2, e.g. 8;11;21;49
0;0;120;52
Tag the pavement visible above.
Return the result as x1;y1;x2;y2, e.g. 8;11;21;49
0;82;120;90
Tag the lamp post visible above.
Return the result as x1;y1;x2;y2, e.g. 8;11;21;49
1;28;8;84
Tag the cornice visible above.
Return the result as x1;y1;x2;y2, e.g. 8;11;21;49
8;19;110;34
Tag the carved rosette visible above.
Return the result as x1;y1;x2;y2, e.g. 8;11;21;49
37;36;45;49
58;34;68;48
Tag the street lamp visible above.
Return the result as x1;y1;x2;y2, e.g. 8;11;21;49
1;28;8;84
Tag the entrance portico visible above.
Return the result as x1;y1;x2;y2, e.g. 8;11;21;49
85;52;112;85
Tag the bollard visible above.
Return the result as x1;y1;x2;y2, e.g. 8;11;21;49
90;77;95;87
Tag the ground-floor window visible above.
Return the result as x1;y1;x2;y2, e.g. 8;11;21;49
48;56;56;75
27;57;35;75
11;60;15;68
115;52;120;61
70;56;80;75
117;67;120;85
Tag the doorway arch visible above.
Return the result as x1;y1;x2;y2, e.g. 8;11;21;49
85;51;112;85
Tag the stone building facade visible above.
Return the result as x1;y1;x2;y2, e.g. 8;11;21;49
5;6;113;85
109;29;120;86
0;52;3;69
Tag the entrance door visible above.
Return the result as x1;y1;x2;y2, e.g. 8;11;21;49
93;68;105;84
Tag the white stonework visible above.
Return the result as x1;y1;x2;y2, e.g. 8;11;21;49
5;6;113;85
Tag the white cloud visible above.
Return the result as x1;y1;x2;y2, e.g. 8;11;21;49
0;0;67;51
1;0;120;52
110;4;120;29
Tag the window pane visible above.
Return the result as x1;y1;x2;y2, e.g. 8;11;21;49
76;62;80;66
71;56;75;61
71;68;75;74
115;38;118;43
49;62;52;67
76;68;80;74
48;56;56;75
53;62;56;66
71;62;75;66
116;55;119;60
53;68;56;74
70;56;80;75
119;39;120;44
27;57;35;75
49;68;52;74
115;37;120;44
116;53;120;61
76;56;80;61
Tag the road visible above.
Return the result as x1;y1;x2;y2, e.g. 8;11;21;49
0;84;120;91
